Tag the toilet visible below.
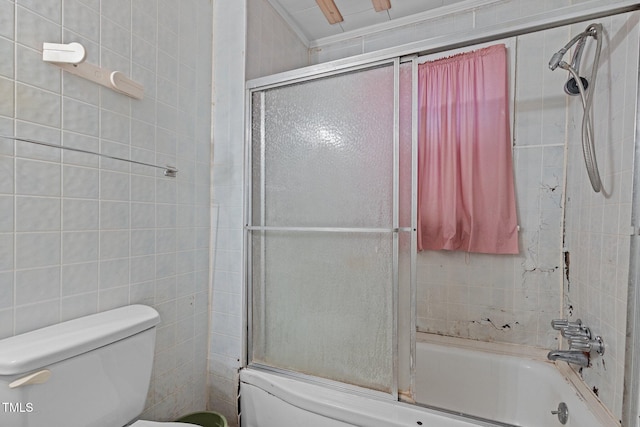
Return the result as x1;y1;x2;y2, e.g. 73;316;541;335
0;305;199;427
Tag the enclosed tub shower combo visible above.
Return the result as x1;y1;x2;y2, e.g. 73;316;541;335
240;2;640;427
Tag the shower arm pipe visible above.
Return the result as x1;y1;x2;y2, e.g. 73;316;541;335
569;35;588;71
1;136;178;177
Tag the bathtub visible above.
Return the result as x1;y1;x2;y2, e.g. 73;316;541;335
414;334;616;426
240;334;617;427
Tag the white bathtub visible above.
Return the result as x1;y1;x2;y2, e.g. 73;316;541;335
414;334;616;427
240;334;617;427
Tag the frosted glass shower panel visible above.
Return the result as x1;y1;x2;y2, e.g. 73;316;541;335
252;65;395;228
249;62;398;394
251;231;394;393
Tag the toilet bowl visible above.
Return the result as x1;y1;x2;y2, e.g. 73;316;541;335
0;305;201;427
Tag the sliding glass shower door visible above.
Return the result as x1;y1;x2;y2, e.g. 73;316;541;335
247;61;399;394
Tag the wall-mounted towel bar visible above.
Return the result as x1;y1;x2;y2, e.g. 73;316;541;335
42;42;144;99
1;136;177;177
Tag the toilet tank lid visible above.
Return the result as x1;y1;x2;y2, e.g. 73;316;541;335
0;305;160;375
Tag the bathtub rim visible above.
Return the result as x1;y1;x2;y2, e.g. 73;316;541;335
240;366;501;427
416;332;619;427
246;362;397;401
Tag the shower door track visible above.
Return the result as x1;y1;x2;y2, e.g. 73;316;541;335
245;226;410;233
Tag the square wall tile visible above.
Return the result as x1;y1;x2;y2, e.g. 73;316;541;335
62;231;98;263
16;6;60;50
62;98;99;136
61;261;98;296
63;0;99;42
99;258;129;289
15;232;60;269
0;37;14;79
0;195;13;232
0;308;13;339
63;199;98;230
0;233;13;271
0;77;14;117
15;196;60;231
63;165;99;198
100;230;130;259
0;271;13;309
14;299;59;334
100;201;130;229
60;292;98;321
16;44;60;92
15;84;61;128
15;266;60;305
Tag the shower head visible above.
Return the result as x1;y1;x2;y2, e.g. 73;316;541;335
564;76;589;95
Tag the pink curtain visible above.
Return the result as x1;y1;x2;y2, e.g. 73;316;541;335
417;44;518;254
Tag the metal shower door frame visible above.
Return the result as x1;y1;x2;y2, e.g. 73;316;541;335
243;58;403;399
241;0;640;410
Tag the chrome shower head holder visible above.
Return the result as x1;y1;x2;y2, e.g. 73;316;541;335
549;26;597;95
547;23;604;193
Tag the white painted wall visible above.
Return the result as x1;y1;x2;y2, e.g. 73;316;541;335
246;0;309;80
209;1;245;424
208;1;308;425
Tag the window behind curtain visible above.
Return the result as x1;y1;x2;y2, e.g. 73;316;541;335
417;44;519;254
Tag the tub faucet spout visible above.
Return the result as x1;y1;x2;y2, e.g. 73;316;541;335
547;350;589;367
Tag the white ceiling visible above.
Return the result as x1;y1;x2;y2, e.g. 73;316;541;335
267;0;470;45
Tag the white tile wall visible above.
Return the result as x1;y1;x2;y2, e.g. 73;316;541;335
0;0;212;422
562;12;640;418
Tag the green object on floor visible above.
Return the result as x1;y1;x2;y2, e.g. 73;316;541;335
176;411;228;427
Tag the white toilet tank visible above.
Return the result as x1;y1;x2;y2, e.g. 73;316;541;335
0;305;161;427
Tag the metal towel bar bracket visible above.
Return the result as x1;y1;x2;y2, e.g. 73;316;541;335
1;136;178;177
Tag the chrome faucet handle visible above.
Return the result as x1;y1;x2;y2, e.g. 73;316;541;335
561;326;591;339
568;335;605;355
568;336;590;351
551;319;582;330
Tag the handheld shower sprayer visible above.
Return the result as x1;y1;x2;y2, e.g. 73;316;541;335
548;49;567;71
548;23;603;193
